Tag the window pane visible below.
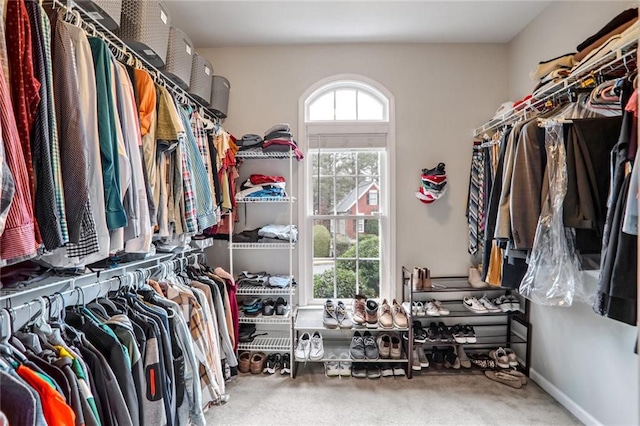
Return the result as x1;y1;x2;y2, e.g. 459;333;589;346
335;89;356;120
335;152;355;176
358;260;380;297
336;260;356;298
313;176;334;215
312;220;332;258
309;91;335;121
357;91;384;120
335;176;357;215
335;219;357;257
358;231;379;258
313;260;336;299
357;151;380;176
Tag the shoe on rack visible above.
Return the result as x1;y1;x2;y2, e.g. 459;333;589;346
250;352;267;374
424;301;440;316
275;297;288;316
508;294;521;312
412;321;427;343
402;302;413;317
478;295;501;313
463;325;477;343
427;322;440;342
457;345;471;369
463;296;488;314
432;300;450;316
412;348;422;371
489;348;511;369
468;267;489;288
280;353;291;375
323;300;339;328
365;300;379;328
367;364;382;379
416;346;430;368
444;347;460;370
377;333;391;359
349;331;366;360
378;299;394;329
493;295;511;312
351;362;367;378
390;334;402;359
438;322;453;342
336;301;353;329
392;299;409;328
450;325;466;344
263;353;281;374
431;347;444;369
363;331;379;360
310;331;325;361
338;352;352;377
422;267;432;288
262;298;275;316
238;351;251;373
484;370;523;389
380;362;394;378
413;301;425;317
502;369;527;385
392;363;406;376
295;332;311;361
412;267;423;291
504;348;519;367
324;353;340;377
352;295;367;326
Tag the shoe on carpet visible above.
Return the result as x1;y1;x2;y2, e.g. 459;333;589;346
351;362;367;378
352;295;367;326
295;332;311;361
412;349;422;371
502;369;528;385
457;345;471;369
280;353;291;375
238;351;251;373
463;296;488;314
250;352;267;374
263;353;281;374
417;346;430;368
504;347;519;367
310;331;325;361
324;353;340;377
322;300;339;328
363;331;379;360
336;301;353;329
378;299;394;329
392;363;406;376
485;370;523;389
365;299;379;328
350;331;366;360
468;267;489;288
489;347;511;369
367;364;382;379
377;333;391;359
392;299;409;328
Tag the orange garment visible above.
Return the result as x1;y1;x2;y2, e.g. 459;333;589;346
486;241;503;287
17;365;75;426
134;69;156;137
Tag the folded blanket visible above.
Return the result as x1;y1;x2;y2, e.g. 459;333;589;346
264;123;290;136
574;17;637;62
530;54;576;81
576;8;638;51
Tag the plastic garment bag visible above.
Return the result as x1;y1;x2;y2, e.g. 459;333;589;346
520;122;584;306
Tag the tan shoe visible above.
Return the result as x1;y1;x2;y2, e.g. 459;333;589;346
378;299;394;329
390;334;402;359
422;268;432;288
484;370;523;389
411;267;423;291
250;352;267;374
468;267;489;288
352;294;367;326
238;351;251;373
502;369;528;385
391;299;408;329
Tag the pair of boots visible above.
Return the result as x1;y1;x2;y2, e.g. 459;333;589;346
411;267;432;291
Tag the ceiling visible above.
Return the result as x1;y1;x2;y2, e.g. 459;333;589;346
163;1;552;48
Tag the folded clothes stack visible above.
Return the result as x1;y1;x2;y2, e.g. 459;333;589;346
236;174;288;199
237;271;295;288
530;53;577;95
263;123;304;160
233;224;298;243
416;163;447;204
237;133;264;151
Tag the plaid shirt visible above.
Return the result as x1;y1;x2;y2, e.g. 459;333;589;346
179;134;198;234
190;112;217;210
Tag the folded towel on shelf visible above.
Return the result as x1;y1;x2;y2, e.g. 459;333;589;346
258;224;298;241
530;53;576;81
237;134;264;151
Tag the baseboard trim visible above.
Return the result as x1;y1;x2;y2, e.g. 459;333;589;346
530;369;602;426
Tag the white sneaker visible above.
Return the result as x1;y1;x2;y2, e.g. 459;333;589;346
478;295;501;313
295;332;311;361
402;302;412;317
412;349;422;371
413;301;425;316
463;297;488;314
309;331;324;361
508;295;521;312
393;363;406;376
338;352;352;376
424;301;440;316
432;300;450;315
493;295;512;312
504;348;519;367
324;353;340;377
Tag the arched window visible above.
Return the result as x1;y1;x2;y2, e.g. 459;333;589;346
298;76;395;305
305;81;389;122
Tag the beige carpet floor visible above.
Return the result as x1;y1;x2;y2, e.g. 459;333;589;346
204;365;581;426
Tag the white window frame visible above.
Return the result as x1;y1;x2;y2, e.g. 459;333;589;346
305;80;389;122
298;74;396;306
368;190;379;206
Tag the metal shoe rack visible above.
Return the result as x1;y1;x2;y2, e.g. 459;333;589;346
291;307;414;378
402;267;531;376
232;150;297;371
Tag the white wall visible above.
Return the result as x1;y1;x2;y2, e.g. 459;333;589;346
200;43;508;297
508;2;639;425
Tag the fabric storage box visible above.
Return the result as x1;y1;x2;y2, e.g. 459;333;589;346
75;0;122;31
119;0;170;68
162;27;194;90
189;53;213;106
209;76;231;118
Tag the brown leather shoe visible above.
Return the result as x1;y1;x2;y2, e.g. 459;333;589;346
250;352;267;374
391;299;408;329
352;295;367;326
238;351;251;373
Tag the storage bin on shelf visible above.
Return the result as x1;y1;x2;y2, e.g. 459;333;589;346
119;0;171;68
162;27;194;90
75;0;122;31
209;75;231;118
189;52;213;106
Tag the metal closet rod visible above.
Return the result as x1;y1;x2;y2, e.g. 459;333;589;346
473;40;638;137
47;0;221;124
0;251;205;339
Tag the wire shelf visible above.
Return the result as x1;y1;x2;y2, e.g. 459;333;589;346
239;312;291;324
235;196;297;203
236;286;295;296
238;334;291;352
229;242;296;249
235;149;293;159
